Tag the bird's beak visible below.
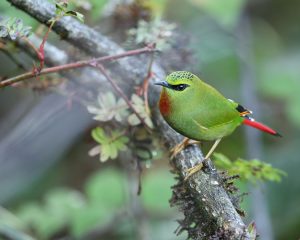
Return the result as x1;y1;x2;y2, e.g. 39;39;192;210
154;81;170;88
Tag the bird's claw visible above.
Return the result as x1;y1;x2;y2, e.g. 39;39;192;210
170;143;186;159
170;138;199;159
184;160;206;181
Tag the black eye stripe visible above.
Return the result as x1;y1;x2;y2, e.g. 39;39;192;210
170;84;189;91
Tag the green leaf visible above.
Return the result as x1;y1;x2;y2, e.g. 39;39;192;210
54;1;68;16
91;127;106;144
87;92;129;122
214;153;287;183
128;113;141;126
65;11;85;22
17;188;86;239
88;145;100;157
53;0;85;22
0;17;32;40
71;168;126;236
128;94;153;128
55;3;66;12
90;127;129;162
135;148;153;160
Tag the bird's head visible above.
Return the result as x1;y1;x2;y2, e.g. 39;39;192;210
155;71;199;116
155;71;198;95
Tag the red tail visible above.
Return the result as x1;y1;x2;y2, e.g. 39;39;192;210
243;118;281;137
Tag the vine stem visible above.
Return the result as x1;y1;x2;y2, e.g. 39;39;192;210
0;45;156;88
37;16;64;71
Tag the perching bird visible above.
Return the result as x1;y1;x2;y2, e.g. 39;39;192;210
155;71;281;179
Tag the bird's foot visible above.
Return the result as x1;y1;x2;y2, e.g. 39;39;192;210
184;159;207;181
170;138;200;159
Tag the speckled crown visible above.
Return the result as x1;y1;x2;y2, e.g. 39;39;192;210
167;71;195;82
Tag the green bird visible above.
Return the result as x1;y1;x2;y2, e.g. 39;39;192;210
155;71;281;178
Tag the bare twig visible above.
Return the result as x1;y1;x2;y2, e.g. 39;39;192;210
37;18;57;70
0;45;155;88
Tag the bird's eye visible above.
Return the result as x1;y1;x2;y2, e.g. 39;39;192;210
172;84;189;91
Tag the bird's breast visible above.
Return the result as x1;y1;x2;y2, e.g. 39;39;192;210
159;90;172;116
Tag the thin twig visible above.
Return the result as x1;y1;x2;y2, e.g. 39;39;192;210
95;64;151;132
0;45;155;88
38;17;60;71
22;17;60;72
143;52;155;115
21;36;41;60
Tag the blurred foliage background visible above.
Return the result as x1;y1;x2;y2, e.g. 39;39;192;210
0;0;300;239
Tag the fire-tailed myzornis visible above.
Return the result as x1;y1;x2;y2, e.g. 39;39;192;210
155;71;281;178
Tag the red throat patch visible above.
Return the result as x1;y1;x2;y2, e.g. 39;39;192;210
159;90;171;116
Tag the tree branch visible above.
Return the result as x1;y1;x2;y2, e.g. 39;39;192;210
6;0;251;239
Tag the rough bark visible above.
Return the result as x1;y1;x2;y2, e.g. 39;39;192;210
6;0;251;239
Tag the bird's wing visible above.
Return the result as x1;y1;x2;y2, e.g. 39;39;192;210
190;95;242;128
192;118;235;131
189;81;244;129
227;99;252;117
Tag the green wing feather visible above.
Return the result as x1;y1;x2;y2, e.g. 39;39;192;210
190;81;241;128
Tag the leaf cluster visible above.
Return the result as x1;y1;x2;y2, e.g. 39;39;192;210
87;91;155;162
214;153;287;183
89;127;129;162
8;168;175;239
87;92;153;128
128;94;153;128
50;0;85;23
0;17;32;40
16;169;126;239
127;18;176;50
87;92;129;122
